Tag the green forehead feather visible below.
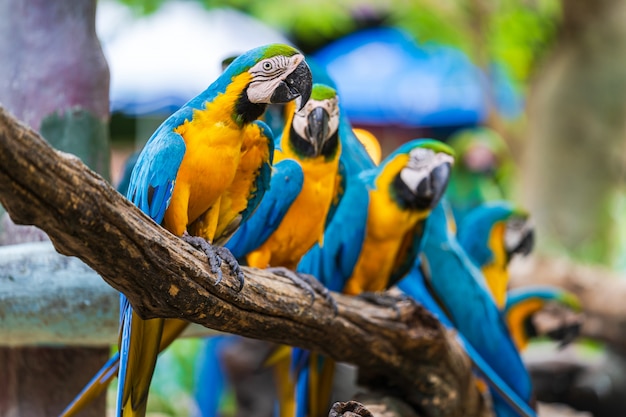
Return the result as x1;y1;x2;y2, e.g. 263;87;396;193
511;207;530;219
417;139;455;158
311;84;337;101
560;292;583;312
262;44;301;59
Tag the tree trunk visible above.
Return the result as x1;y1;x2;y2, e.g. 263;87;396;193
522;0;626;266
0;1;110;415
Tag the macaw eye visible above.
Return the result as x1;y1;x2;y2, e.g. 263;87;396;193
263;61;273;71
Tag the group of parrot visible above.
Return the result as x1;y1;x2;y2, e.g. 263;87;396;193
59;43;583;417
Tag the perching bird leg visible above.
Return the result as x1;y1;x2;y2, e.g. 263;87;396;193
266;267;338;314
182;232;244;290
216;246;245;291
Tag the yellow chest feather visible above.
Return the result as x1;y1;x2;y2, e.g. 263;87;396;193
162;78;252;236
250;150;340;269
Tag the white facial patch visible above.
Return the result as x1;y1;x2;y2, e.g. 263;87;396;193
246;54;304;104
291;96;340;141
505;217;532;252
399;148;454;193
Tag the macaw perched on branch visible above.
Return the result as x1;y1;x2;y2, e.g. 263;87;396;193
221;83;343;417
60;44;313;417
300;139;453;294
456;201;534;308
194;77;381;417
227;83;342;271
504;286;583;351
402;200;536;417
398;263;538;417
293;139;454;417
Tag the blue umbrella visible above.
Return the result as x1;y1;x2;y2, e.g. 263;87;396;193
313;27;522;127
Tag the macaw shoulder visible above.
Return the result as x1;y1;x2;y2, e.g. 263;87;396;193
172;72;254;143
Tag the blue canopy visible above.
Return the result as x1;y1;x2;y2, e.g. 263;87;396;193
313;28;522;127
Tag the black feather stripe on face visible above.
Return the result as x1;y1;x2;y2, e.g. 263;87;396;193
391;174;432;210
234;86;267;126
288;125;340;160
320;130;339;161
289;124;316;158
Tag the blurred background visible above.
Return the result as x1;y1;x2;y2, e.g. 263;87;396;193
96;1;626;416
2;0;626;416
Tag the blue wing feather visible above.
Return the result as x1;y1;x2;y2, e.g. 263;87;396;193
225;159;304;260
240;120;275;224
116;296;133;417
398;257;537;417
126;125;186;225
323;160;346;229
338;113;376;177
419;200;534;415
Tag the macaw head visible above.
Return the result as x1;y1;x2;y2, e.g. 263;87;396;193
458;202;534;267
503;211;534;261
225;44;312;107
505;286;583;350
388;139;455;211
288;83;340;159
220;44;313;125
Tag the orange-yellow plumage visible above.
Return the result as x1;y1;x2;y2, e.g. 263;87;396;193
481;221;509;308
245;100;341;270
164;73;253;237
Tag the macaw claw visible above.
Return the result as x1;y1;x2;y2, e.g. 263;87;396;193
357;291;412;319
216;246;245;291
267;267;338;315
182;233;245;290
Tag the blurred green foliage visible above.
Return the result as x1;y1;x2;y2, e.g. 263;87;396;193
114;0;562;86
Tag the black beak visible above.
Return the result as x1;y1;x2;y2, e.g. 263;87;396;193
549;321;582;349
270;60;313;109
413;161;452;210
507;228;535;260
305;107;330;155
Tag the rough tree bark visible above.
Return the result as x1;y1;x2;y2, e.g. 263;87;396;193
0;107;490;417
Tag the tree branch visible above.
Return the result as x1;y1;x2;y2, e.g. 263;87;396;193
0;106;489;417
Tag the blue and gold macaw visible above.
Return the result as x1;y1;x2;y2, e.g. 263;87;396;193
293;139;454;417
504;285;582;351
400;200;535;417
61;44;313;417
223;83;343;417
300;139;453;294
227;83;342;270
194;75;380;417
399;262;537;417
456;201;534;308
444;127;516;223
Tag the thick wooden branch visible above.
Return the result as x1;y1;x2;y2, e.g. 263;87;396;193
510;256;626;352
0;107;488;417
